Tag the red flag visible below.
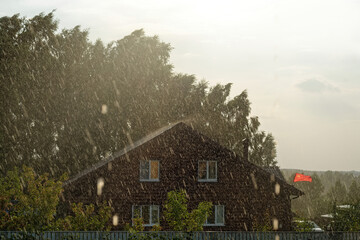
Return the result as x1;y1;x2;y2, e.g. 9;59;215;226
293;173;312;182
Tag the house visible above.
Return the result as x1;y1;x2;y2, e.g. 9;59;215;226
62;122;303;231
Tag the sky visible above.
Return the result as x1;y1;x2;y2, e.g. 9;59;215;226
1;0;359;171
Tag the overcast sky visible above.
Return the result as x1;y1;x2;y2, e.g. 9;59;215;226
1;0;359;171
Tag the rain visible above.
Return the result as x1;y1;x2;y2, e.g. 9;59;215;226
0;1;359;238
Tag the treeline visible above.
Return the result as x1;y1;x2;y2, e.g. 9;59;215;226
0;12;277;177
282;169;360;228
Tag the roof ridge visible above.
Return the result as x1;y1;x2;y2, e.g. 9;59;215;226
64;122;182;186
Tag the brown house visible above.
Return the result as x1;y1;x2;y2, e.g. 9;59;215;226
63;122;303;231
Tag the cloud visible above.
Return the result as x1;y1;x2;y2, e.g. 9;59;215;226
296;79;339;93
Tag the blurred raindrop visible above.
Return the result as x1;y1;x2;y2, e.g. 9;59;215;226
273;218;279;230
97;177;105;195
101;104;108;114
275;183;280;195
112;214;119;226
108;162;112;171
270;174;275;182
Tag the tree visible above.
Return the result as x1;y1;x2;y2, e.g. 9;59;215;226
293;217;316;232
163;189;212;232
0;166;66;231
0;166;112;231
1;12;278;179
330;201;360;231
347;180;360;204
327;180;347;204
291;173;330;225
0;12;63;175
55;202;111;231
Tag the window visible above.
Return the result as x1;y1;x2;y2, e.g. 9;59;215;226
205;205;225;226
198;160;217;181
140;160;159;181
132;205;160;226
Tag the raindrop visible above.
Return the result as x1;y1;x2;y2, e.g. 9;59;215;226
275;183;280;195
273;218;278;230
108;162;112;171
270;174;275;182
101;104;108;114
112;214;119;226
97;177;105;195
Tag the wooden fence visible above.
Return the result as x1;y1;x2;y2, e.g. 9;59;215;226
0;231;359;240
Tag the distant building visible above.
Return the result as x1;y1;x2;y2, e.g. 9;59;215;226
62;122;303;230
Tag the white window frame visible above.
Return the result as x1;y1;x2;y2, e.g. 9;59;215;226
198;160;217;182
140;160;160;182
132;205;160;226
204;205;225;226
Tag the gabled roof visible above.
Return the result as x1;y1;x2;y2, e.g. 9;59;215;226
64;122;179;186
263;166;285;181
262;166;304;196
238;155;303;196
64;122;304;196
261;166;303;196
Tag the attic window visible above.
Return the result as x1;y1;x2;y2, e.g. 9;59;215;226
198;160;217;182
140;160;159;181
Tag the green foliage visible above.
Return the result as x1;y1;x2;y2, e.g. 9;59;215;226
124;213;160;234
330;201;360;231
55;202;112;231
293;218;315;232
285;170;360;230
347;180;360;204
150;224;162;232
125;217;145;233
163;190;188;231
327;180;347;204
163;189;212;232
125;219;165;240
290;173;330;221
252;222;272;232
186;201;213;232
1;12;277;180
0;166;111;231
0;166;66;231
